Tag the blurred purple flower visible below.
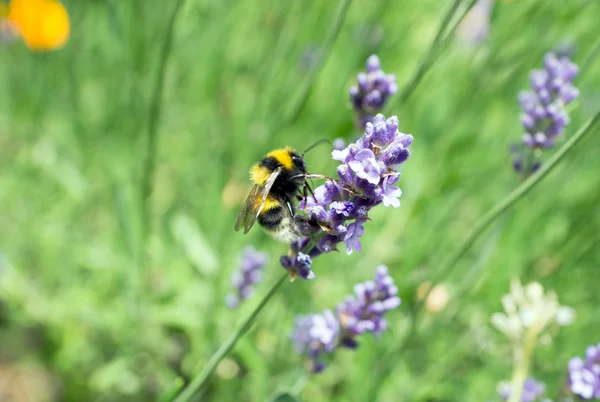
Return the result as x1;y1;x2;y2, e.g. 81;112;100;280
225;246;268;308
497;377;547;402
512;52;579;176
291;265;400;372
337;265;400;346
350;55;398;128
567;342;600;400
290;310;339;373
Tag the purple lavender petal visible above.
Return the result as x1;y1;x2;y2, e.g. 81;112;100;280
344;221;365;255
497;377;547;402
567;343;600;399
291;309;340;373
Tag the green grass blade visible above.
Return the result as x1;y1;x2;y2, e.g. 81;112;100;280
172;272;289;402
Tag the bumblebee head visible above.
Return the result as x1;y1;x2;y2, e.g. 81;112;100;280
264;148;306;175
290;151;306;174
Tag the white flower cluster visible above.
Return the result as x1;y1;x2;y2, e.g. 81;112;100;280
491;279;574;339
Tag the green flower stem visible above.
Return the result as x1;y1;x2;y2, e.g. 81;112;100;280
509;329;538;402
400;108;600;349
282;0;353;124
140;0;186;242
392;0;473;107
418;109;600;311
581;36;600;74
442;0;479;44
290;373;309;396
173;272;289;402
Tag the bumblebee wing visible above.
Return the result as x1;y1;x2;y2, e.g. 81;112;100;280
234;167;282;234
235;184;261;233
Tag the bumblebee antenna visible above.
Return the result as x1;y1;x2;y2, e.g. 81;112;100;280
302;139;332;156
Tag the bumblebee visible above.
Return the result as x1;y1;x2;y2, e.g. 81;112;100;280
235;147;310;243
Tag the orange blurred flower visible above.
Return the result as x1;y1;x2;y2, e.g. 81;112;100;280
2;0;70;51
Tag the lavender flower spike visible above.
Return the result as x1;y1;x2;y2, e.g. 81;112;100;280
520;52;579;149
497;377;547;402
291;265;401;372
511;52;579;175
225;246;268;308
290;310;340;373
350;55;398;128
567;342;600;400
280;114;411;279
337;265;401;347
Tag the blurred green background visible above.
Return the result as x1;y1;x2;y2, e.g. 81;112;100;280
1;0;600;401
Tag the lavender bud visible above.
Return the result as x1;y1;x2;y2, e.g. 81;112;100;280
333;138;346;151
350;55;398;127
365;54;381;73
281;252;315;280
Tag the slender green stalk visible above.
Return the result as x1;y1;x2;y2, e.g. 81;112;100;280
581;36;600;74
282;0;353;124
140;0;186;240
173;272;289;402
392;0;463;106
401;109;600;348
290;373;309;396
442;0;479;44
508;330;537;402
428;110;600;294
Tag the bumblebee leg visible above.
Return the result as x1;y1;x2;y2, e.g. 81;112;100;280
284;197;295;216
301;184;310;211
303;180;318;205
303;173;335;181
290;173;335;182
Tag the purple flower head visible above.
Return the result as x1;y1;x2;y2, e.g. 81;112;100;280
512;52;579;176
291;266;401;373
567;342;600;400
335;115;411;203
337;265;401;346
282;113;412;279
497;377;547;402
225;246;268;308
520;53;578;145
291;310;340;373
350;55;398;128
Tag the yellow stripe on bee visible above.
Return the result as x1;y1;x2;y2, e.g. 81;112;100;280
250;164;270;185
254;195;280;212
266;147;294;170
